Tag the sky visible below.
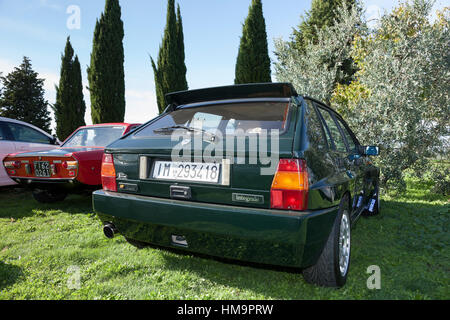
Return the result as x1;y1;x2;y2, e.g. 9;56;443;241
0;0;448;131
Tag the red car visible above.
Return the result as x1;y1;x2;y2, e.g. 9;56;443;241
3;123;140;203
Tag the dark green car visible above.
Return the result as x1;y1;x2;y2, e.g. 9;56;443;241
93;83;380;287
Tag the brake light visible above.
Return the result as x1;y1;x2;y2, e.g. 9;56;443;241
101;153;117;192
270;159;309;211
4;161;21;169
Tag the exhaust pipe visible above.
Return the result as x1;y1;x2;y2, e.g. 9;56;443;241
103;223;119;239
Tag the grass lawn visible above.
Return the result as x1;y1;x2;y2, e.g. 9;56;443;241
0;179;448;300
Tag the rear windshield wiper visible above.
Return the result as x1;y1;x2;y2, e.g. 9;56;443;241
153;125;218;142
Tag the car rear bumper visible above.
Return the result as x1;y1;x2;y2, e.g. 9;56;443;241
11;177;97;191
93;190;339;268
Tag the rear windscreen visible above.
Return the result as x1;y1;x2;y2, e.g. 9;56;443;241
134;101;290;137
63;126;125;147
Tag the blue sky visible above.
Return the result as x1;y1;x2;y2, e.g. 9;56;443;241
0;0;448;129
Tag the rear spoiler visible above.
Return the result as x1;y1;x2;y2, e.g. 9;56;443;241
165;83;298;109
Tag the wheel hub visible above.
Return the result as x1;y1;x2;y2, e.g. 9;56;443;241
339;212;351;276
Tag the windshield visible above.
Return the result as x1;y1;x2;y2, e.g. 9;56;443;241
62;126;125;148
134;101;290;138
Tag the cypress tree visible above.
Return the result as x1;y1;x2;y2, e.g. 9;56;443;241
234;0;271;84
292;0;358;84
53;37;86;141
176;4;188;91
151;0;188;113
0;57;51;133
88;0;125;124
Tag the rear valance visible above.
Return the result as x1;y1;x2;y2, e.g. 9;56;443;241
165;83;298;106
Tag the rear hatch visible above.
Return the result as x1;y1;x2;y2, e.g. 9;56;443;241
107;99;299;209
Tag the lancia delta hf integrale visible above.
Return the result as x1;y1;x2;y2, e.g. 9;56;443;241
93;83;380;287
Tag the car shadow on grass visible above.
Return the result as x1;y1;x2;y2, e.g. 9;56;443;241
0;261;24;291
0;187;94;220
155;245;310;299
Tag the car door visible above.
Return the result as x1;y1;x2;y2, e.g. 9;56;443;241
0;121;18;186
337;117;379;212
333;115;368;218
5;122;55;153
314;104;353;207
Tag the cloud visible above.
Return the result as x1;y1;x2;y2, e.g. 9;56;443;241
0;58;16;75
38;0;62;11
80;89;159;126
125;89;159;124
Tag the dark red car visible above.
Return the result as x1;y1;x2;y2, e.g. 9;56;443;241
3;123;140;203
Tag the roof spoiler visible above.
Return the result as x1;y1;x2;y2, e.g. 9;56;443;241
165;82;298;108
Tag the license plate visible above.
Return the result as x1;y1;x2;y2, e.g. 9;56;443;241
152;161;221;184
34;161;50;177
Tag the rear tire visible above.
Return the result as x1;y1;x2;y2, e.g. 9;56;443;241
303;195;351;288
32;189;68;203
363;186;380;217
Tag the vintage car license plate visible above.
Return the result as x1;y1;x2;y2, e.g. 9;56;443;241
34;161;51;177
152;161;221;184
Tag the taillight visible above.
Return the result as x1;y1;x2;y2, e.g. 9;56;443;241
101;153;117;192
62;160;78;170
50;164;57;176
4;160;21;169
270;159;309;211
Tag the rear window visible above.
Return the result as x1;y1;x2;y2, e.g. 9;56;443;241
134;101;290;137
63;126;125;147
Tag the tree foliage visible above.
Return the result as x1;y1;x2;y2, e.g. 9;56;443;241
275;0;450;191
234;0;271;84
151;0;188;113
291;0;359;85
274;1;363;104
88;0;125;124
53;37;86;141
0;57;51;133
335;0;449;190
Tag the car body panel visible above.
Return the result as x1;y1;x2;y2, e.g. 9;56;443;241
0;141;17;186
94;189;339;268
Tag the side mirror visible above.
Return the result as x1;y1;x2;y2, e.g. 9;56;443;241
361;146;379;156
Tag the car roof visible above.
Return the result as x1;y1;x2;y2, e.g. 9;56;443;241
165;83;298;107
0;116;54;138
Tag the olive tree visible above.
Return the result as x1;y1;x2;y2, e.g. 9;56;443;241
334;0;450;190
275;0;449;191
274;1;364;105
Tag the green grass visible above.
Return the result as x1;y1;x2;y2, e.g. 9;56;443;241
0;179;448;300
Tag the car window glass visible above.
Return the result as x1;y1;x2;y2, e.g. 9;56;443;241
190;112;223;134
305;102;327;150
336;118;358;153
0;122;7;140
63;126;125;147
134;101;291;137
316;107;347;153
6;123;51;144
